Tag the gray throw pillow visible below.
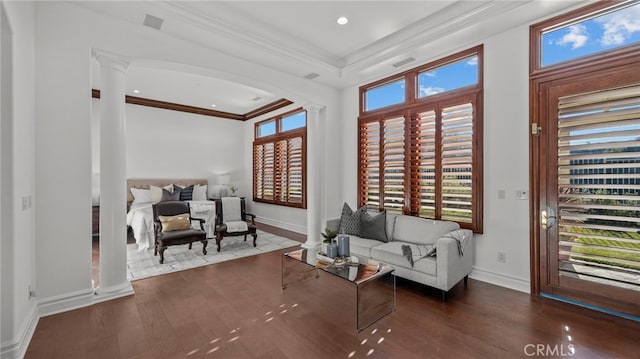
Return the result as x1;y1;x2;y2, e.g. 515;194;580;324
360;211;388;242
338;203;366;236
161;188;180;202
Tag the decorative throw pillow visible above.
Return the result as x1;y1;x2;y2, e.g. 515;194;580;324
130;188;152;204
192;184;208;200
161;188;181;202
175;185;194;201
360;210;388;242
150;184;174;203
159;214;191;232
338;202;366;236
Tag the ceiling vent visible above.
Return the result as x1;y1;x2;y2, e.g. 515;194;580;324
392;57;416;68
143;14;164;30
304;72;320;80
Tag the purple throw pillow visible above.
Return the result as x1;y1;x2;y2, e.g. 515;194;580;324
161;188;181;202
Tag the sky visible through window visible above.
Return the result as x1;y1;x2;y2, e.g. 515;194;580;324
542;3;640;67
365;55;478;111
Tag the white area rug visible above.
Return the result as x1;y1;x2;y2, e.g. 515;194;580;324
127;230;300;281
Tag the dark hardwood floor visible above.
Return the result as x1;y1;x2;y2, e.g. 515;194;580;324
34;225;640;358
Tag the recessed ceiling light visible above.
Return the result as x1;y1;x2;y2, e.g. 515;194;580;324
133;89;140;94
211;104;217;108
337;16;348;25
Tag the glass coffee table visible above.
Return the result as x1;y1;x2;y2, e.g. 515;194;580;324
282;248;396;332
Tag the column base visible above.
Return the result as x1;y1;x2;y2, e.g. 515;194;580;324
93;281;134;304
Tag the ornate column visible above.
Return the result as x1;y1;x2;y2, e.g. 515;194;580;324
302;103;325;254
93;50;133;298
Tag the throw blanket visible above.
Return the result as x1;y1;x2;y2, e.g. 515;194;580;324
401;244;436;267
444;229;471;256
401;229;472;267
225;220;248;233
222;197;242;221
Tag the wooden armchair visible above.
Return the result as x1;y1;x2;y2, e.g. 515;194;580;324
214;197;257;252
153;201;208;264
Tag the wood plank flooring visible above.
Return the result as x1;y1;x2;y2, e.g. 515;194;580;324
30;225;640;358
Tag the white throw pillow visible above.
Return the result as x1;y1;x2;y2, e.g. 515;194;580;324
130;188;152;204
192;184;208;201
150;184;174;203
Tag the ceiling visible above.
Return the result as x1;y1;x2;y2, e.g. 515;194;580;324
81;1;585;117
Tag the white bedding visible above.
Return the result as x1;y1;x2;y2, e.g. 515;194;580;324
126;200;216;251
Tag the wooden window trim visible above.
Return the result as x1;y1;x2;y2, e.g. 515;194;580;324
253;108;307;209
530;1;640;78
358;47;483;233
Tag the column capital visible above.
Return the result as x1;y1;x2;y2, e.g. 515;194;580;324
304;103;325;113
92;49;130;74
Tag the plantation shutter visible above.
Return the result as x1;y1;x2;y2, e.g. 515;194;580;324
287;137;304;204
255;142;275;200
441;103;474;223
360;121;381;209
411;109;437;218
383;116;406;213
557;84;640;286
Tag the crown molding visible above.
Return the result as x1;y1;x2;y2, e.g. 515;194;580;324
92;89;291;121
341;0;530;77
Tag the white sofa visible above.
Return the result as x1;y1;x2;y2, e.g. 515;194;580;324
326;213;473;300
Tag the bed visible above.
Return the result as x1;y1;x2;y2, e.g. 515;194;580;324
126;178;216;251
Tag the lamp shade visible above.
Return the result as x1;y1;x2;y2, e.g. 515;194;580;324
217;174;230;185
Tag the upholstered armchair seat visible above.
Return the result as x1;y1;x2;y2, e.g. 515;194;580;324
153;201;208;264
214;197;257;252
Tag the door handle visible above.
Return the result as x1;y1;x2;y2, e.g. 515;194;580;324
541;208;557;229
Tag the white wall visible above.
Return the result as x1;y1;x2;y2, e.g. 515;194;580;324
1;1;38;358
91;100;246;182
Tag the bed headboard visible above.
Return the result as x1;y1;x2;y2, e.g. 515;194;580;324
127;178;208;205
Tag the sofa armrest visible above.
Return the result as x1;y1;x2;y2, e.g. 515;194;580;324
326;218;340;232
435;234;473;291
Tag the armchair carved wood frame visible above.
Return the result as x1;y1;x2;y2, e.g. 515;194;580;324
153;201;208;264
214;197;257;252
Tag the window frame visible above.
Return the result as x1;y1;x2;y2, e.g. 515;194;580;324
358;45;483;233
530;1;640;77
253;108;307;208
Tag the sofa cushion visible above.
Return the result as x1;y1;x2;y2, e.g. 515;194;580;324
348;236;386;258
371;242;436;276
392;215;460;245
338;203;366;236
360;211;388;242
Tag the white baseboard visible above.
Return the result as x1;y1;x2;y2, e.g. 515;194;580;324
256;216;306;235
470;266;531;293
37;288;95;317
0;303;39;359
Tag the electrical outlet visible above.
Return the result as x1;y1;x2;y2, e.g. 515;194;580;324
28;285;36;299
497;251;506;263
22;196;28;210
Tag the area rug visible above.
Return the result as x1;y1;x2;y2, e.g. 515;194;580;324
127;230;301;281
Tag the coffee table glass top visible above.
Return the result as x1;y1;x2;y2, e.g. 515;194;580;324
284;248;393;284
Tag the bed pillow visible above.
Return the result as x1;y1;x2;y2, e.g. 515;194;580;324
158;214;191;232
130;188;152;204
150;184;174;203
175;185;194;201
161;188;181;202
192;184;208;201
